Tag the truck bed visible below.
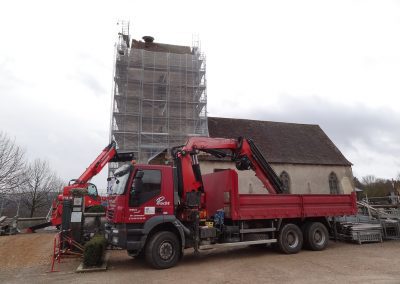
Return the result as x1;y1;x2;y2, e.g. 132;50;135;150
203;170;357;220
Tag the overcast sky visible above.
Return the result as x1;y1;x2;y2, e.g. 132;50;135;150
1;0;400;191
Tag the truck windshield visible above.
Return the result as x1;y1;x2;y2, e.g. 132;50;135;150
111;164;132;195
87;184;98;196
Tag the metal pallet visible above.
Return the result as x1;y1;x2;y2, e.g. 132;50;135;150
337;222;383;244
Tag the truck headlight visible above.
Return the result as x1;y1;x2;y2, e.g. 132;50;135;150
112;236;119;244
112;229;119;234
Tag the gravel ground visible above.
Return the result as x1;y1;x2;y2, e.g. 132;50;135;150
1;234;400;284
0;232;54;270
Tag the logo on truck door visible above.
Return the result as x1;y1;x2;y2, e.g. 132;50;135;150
156;196;170;206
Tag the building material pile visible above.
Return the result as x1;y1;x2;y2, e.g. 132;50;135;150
0;216;17;235
337;221;383;244
336;199;400;244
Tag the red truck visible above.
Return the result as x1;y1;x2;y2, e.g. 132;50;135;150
105;137;356;269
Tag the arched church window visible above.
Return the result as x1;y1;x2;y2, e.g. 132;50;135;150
329;172;340;194
280;171;291;193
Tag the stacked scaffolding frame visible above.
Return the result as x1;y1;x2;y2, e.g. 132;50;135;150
110;28;208;172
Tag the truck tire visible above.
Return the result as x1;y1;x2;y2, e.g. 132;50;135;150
145;231;181;269
278;223;303;254
303;222;329;251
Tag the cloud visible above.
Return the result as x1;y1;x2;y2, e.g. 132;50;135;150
72;69;108;96
1;0;400;191
0;54;111;192
0;58;31;90
67;52;111;97
257;95;399;153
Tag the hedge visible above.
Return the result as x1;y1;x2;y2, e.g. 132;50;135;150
70;188;88;197
86;205;106;213
83;234;107;267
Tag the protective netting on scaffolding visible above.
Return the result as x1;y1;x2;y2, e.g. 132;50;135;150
110;28;207;171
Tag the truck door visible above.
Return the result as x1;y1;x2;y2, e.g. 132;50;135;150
128;169;163;222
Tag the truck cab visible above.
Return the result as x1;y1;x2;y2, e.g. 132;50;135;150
105;164;181;257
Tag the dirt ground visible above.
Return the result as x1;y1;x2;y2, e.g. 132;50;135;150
0;232;54;270
1;233;400;283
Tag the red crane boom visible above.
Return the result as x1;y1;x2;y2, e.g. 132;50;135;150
172;136;283;206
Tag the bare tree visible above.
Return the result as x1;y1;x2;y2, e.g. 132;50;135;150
21;159;64;217
0;132;25;195
362;175;376;187
395;173;400;193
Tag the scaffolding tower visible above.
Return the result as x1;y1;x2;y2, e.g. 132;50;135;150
109;22;208;172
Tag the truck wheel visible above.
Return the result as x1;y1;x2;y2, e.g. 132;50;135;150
303;222;329;251
278;223;303;254
145;231;181;269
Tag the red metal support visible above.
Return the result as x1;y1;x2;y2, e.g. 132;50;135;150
49;230;84;273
